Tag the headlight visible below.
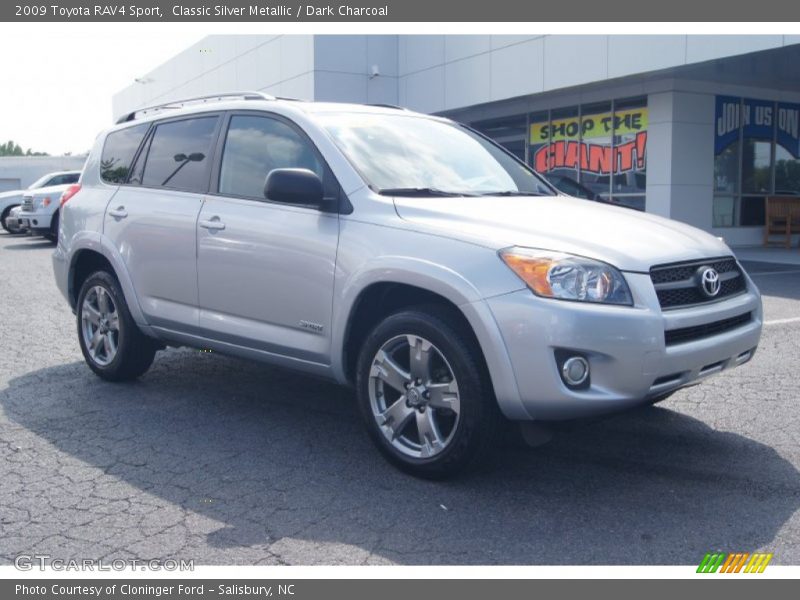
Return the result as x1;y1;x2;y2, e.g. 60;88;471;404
499;247;633;305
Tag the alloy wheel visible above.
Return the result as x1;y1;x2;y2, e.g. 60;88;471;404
80;285;120;367
368;334;461;459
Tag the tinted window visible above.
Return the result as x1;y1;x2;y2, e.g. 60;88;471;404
58;173;79;185
141;117;218;193
29;173;56;189
44;174;78;186
127;134;150;186
219;115;324;200
101;124;149;183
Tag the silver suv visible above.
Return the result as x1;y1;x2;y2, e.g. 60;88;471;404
53;92;763;477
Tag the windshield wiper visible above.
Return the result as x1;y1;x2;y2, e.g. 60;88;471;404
478;190;549;197
378;187;476;197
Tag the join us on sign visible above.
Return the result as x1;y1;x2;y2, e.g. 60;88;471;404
715;96;800;157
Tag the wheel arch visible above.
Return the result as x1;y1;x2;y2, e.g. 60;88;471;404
68;248;114;309
66;238;148;328
334;272;526;420
1;202;19;221
340;282;481;384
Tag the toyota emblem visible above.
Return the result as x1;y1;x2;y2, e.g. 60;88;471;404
698;266;721;297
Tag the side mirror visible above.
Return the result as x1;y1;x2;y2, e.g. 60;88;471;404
264;168;324;207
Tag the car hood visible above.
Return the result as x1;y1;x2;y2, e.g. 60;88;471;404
393;194;732;272
25;184;70;198
0;190;23;200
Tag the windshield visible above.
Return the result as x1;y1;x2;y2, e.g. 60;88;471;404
318;113;554;196
28;173;56;189
27;172;78;189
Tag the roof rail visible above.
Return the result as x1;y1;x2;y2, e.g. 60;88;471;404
115;91;276;124
367;103;408;111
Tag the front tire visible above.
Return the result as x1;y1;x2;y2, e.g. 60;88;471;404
356;306;500;479
646;390;677;406
1;206;18;233
76;270;157;381
45;210;59;242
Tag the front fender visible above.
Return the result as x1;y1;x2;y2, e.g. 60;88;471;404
0;196;23;213
329;256;527;420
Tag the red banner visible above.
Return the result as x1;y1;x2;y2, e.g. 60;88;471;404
533;131;647;175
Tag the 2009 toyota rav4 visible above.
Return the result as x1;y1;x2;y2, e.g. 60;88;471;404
53;92;763;478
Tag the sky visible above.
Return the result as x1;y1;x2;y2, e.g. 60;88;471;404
0;25;202;156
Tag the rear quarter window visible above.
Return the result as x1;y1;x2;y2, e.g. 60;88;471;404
100;124;149;184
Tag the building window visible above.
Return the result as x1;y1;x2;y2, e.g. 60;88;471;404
578;101;612;203
713;96;800;227
470;114;528;161
775;141;800;194
525;97;648;210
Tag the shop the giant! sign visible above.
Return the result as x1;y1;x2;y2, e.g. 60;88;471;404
715;96;800;157
530;108;647;175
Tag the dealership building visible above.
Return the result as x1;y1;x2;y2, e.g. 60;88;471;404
0;156;86;193
113;35;800;247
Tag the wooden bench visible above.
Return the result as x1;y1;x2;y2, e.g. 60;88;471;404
764;196;800;249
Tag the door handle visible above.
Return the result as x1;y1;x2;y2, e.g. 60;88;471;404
108;206;128;219
199;217;226;231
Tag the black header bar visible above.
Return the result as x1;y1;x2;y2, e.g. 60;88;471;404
3;0;800;21
3;579;797;600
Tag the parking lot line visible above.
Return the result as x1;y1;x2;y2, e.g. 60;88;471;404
763;317;800;326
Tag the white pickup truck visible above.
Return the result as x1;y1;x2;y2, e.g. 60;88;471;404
1;171;81;235
16;171;82;241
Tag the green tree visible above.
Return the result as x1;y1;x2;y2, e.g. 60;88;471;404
0;140;49;157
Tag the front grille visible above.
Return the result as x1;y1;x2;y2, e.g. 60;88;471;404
650;257;746;309
21;197;33;212
664;312;752;346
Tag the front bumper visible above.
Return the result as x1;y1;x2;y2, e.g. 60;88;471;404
5;213;27;232
18;210;53;233
485;270;762;420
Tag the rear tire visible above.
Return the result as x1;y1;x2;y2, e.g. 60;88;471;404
76;270;157;381
356;305;501;479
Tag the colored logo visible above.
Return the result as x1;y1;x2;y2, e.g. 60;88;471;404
697;552;773;573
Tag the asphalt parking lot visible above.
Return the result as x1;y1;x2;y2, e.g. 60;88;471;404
0;230;798;566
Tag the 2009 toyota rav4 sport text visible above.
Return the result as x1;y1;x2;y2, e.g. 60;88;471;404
53;92;763;478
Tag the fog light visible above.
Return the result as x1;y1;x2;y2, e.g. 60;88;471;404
561;356;589;386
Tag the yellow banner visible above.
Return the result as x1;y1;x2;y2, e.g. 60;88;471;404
531;107;648;143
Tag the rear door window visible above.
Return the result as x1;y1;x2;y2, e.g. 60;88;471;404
140;117;219;193
100;124;149;183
